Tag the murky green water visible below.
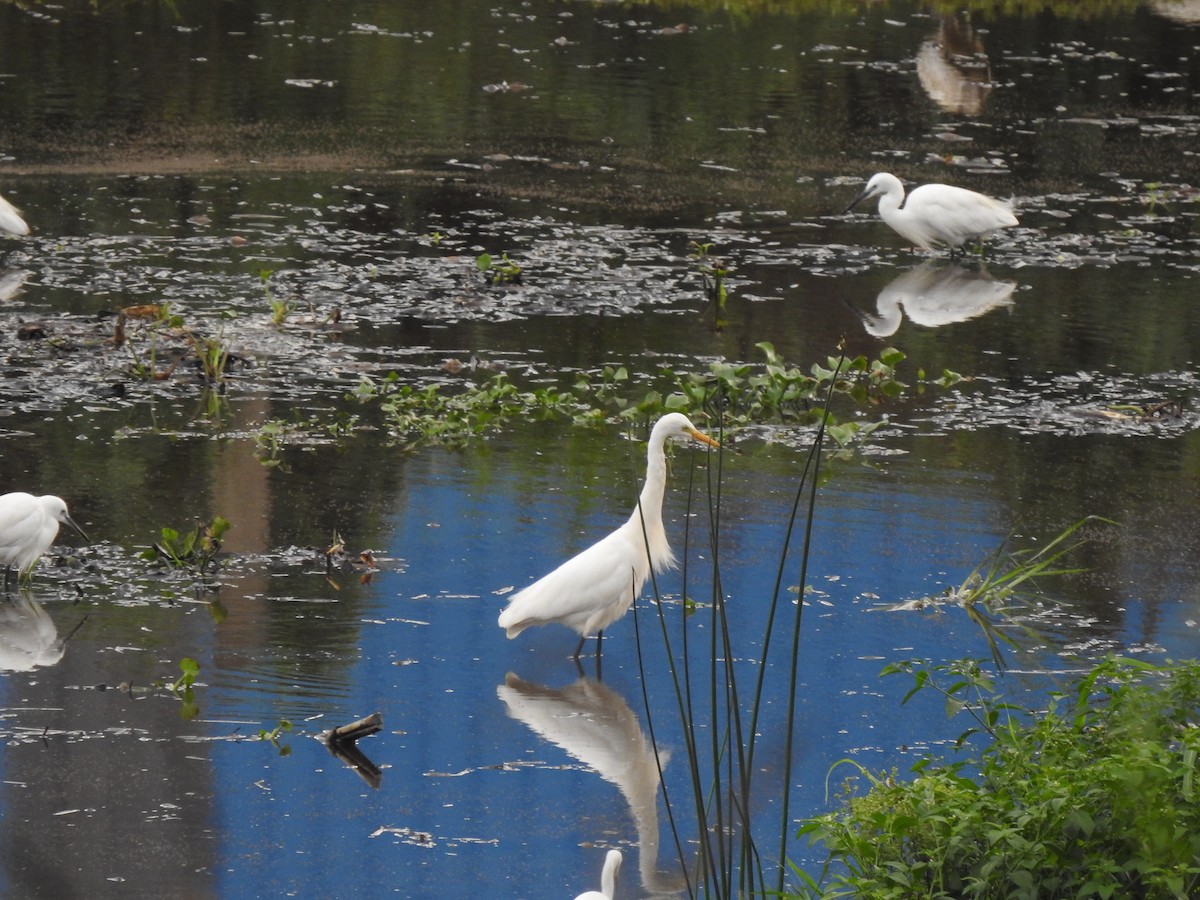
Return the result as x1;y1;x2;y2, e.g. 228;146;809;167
0;0;1198;896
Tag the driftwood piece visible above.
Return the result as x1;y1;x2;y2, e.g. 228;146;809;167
323;712;384;789
325;712;382;745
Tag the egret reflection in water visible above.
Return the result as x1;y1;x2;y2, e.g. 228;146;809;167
0;593;86;672
0;269;30;302
917;15;994;116
858;261;1016;337
497;673;687;895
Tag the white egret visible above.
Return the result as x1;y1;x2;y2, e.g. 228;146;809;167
0;493;89;585
497;413;719;659
574;848;622;900
846;172;1017;252
0;194;29;237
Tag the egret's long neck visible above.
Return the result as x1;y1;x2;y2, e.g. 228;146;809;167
877;191;903;218
636;433;668;524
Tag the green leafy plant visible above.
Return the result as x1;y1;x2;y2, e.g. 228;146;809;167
258;718;293;756
353;371;580;448
475;251;523;285
689;240;731;329
142;516;231;577
354;343;914;451
797;656;1200;899
260;268;291;324
169;657;201;720
889;517;1113;669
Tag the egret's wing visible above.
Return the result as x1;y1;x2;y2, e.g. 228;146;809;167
0;498;42;562
0;197;30;237
913;184;1017;243
498;527;646;637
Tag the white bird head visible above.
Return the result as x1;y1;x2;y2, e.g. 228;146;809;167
651;412;720;449
845;172;903;213
40;495;89;542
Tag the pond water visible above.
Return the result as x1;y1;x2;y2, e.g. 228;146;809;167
0;0;1199;896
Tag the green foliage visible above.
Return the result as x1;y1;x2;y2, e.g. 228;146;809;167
142;516;231;577
689;240;731;330
354;343;912;450
797;657;1200;899
170;657;201;720
353;371;582;448
252;413;360;467
258;719;293;756
172;657;200;692
475;251;523;285
908;517;1113;670
260;268;291;324
194;332;231;385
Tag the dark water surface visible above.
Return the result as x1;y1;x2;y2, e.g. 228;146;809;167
0;0;1198;896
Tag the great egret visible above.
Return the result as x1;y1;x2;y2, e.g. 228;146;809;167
497;413;719;659
846;172;1017;252
0;194;30;236
0;493;89;585
574;848;622;900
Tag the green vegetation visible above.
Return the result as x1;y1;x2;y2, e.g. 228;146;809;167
252;413;361;467
261;269;291;325
258;719;293;756
169;657;201;720
797;656;1200;899
904;516;1112;669
475;251;523;285
689;240;731;330
142;516;230;578
352;343;944;450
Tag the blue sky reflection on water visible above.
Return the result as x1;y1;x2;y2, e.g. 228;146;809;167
193;439;1106;897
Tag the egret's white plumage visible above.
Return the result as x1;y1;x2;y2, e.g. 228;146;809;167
0;194;29;237
846;172;1017;251
497;413;718;658
0;493;88;583
574;849;622;900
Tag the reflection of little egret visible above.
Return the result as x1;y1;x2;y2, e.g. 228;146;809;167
498;413;719;659
846;172;1017;252
0;493;89;584
0;194;30;236
574;849;622;900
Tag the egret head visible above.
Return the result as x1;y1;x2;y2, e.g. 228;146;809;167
41;495;89;542
845;172;902;213
653;412;720;448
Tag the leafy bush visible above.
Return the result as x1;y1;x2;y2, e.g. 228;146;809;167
798;657;1200;899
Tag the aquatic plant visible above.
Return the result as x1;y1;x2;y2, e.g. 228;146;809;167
796;656;1200;899
355;343;934;450
634;348;840;898
142;516;230;578
193;332;231;385
897;516;1112;669
353;371;579;448
257;719;293;756
260;269;291;325
688;240;730;330
475;251;523;285
169;657;201;720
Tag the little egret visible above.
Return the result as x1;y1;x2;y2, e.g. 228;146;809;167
0;493;89;584
498;413;719;659
0;194;29;236
846;172;1017;252
574;849;622;900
